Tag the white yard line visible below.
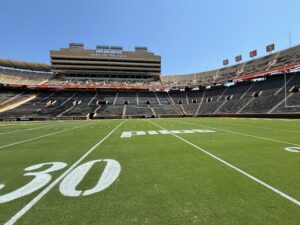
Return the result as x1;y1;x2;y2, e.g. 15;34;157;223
149;120;300;207
175;120;300;147
4;120;125;225
0;122;97;150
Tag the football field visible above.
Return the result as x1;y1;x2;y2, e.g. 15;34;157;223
0;118;299;225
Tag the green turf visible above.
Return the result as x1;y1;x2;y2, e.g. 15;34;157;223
0;118;299;225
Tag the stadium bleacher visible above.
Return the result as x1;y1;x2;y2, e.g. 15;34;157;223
0;44;300;119
0;73;300;119
0;68;54;85
162;44;300;87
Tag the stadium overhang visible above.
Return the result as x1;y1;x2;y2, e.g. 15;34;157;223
0;58;51;72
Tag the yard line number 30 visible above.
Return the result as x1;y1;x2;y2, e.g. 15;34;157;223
0;159;121;203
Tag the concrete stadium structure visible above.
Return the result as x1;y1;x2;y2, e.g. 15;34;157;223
50;43;161;81
0;43;299;120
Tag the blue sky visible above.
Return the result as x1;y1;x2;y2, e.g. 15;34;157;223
1;0;299;75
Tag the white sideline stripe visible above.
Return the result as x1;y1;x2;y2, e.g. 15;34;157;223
0;122;75;136
149;121;300;207
176;120;300;147
0;122;97;150
191;119;300;134
4;120;125;225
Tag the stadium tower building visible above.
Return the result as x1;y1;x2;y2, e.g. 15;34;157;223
50;43;161;82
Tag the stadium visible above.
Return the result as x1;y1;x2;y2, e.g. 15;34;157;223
0;1;299;225
1;43;300;120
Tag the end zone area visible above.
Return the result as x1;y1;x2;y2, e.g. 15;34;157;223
0;118;299;225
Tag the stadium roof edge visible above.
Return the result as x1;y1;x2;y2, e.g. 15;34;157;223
162;43;300;77
0;57;51;72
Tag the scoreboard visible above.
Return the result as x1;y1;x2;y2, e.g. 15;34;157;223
250;50;257;58
235;55;242;62
223;59;229;66
266;44;275;52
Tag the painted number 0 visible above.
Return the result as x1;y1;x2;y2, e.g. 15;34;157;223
59;159;121;197
0;159;121;204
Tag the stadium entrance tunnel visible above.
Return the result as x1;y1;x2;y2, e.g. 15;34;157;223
87;113;95;119
192;99;197;103
47;100;56;106
124;100;129;105
96;100;108;105
225;95;233;101
73;100;81;106
143;114;155;118
252;91;262;97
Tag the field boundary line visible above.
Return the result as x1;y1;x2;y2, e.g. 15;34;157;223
149;120;300;207
0;122;81;136
0;122;98;150
175;120;300;147
4;120;125;225
188;119;300;134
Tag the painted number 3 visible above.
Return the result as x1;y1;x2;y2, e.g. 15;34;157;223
0;159;121;204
